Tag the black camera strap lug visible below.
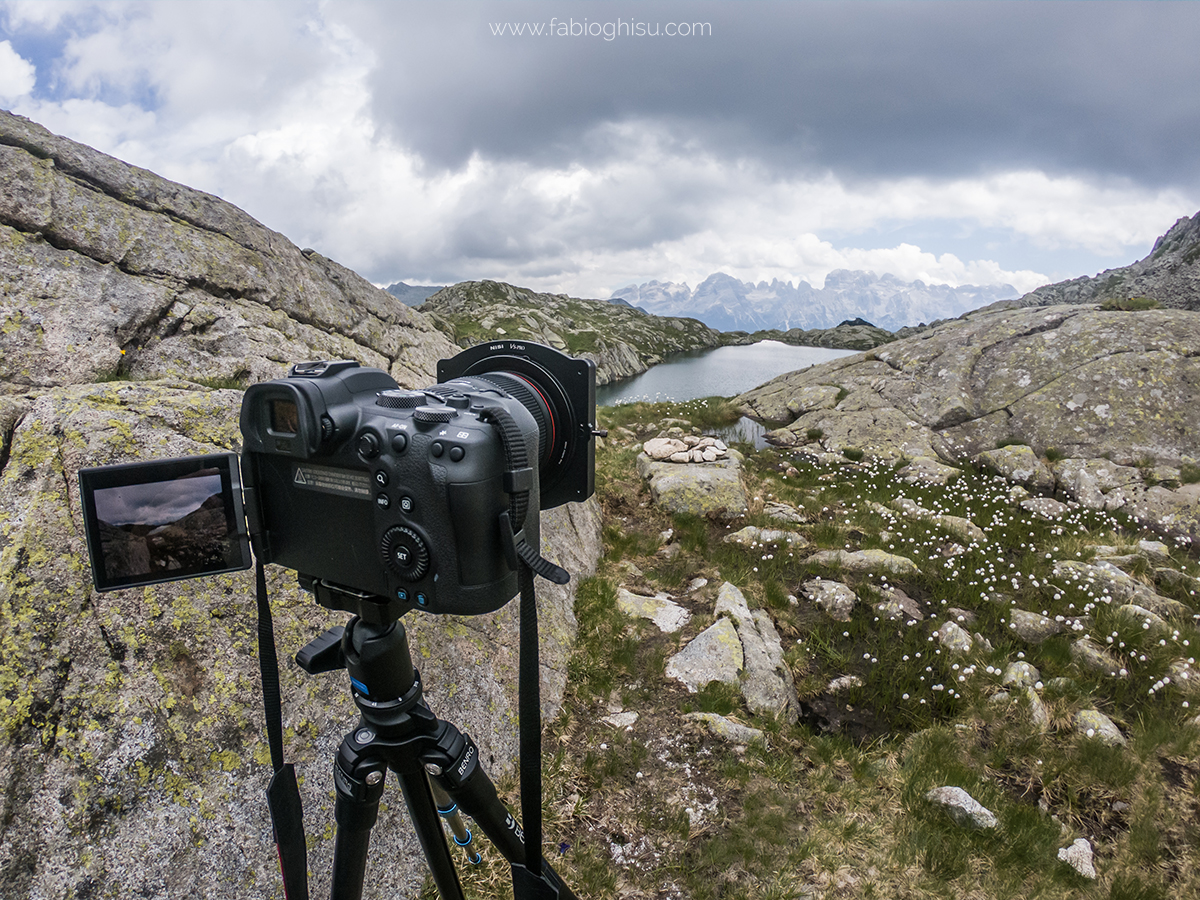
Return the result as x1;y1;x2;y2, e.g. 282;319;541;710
499;511;569;585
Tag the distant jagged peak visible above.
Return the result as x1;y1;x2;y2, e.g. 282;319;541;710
608;268;1019;332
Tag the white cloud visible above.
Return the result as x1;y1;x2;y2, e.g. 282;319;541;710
0;40;36;102
3;2;1196;304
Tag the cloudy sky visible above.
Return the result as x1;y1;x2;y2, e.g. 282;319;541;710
2;1;1199;299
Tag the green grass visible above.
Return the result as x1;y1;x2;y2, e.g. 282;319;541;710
506;398;1200;900
1099;297;1163;311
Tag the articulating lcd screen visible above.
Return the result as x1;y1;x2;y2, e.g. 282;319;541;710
79;453;252;592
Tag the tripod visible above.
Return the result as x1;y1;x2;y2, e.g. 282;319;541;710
294;610;578;900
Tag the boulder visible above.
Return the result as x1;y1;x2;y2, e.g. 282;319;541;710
803;549;921;576
665;619;744;693
1009;610;1063;644
723;525;809;549
713;583;799;722
636;452;748;520
738;302;1200;538
975;446;1056;494
0;114;457;394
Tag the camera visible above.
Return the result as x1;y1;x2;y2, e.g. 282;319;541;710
79;342;597;620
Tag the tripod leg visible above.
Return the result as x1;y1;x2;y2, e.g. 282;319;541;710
330;758;385;900
397;768;466;900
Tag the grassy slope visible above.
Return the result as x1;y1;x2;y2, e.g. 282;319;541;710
433;399;1200;900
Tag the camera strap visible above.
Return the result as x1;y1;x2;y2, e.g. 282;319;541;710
476;401;574;897
255;556;310;900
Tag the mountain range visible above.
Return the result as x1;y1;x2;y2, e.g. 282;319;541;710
385;280;446;305
610;271;1020;332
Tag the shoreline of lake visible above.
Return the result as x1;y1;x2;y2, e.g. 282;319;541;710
596;339;858;407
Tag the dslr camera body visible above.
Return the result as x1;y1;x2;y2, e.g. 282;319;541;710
79;342;596;622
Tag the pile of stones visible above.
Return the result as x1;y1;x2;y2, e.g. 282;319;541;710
642;436;730;463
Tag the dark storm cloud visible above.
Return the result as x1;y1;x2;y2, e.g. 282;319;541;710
343;1;1200;188
94;475;222;527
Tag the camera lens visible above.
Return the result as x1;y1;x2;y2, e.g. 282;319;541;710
437;343;595;509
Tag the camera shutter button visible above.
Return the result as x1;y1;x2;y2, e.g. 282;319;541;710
381;526;430;580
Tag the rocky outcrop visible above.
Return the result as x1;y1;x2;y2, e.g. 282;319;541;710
636;448;748;520
0;111;458;392
721;321;895;351
1014;211;1200;312
736;304;1200;539
0;111;604;899
420;280;722;385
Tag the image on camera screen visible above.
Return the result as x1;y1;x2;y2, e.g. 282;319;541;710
79;454;252;591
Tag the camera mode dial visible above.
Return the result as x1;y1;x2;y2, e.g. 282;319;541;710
381;526;430;581
376;390;425;409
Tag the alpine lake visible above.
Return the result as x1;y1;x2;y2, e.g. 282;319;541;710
595;340;858;446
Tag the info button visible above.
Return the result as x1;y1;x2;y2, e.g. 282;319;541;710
375;493;391;510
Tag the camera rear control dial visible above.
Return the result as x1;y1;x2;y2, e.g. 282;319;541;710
381;526;430;581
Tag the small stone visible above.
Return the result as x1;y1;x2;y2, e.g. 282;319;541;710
1137;540;1172;564
1002;661;1041;688
802;578;857;622
1114;603;1170;637
827;675;863;693
875;585;924;623
1024;687;1050;732
946;607;977;626
925;786;998;829
643;439;691;460
601;711;639;729
724;525;808;548
935;620;973;655
683;712;766;745
1057;838;1097;879
616;588;691;633
1070;638;1126;679
803;549;920;575
1074;709;1126;746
